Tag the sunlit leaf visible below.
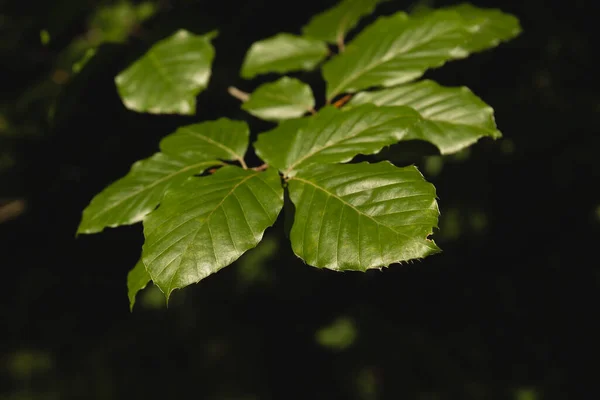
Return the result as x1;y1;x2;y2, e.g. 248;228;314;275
127;259;151;311
437;3;521;52
302;0;388;45
78;153;220;234
346;79;501;154
240;33;328;79
159;118;249;166
322;10;470;100
79;118;248;234
288;162;440;270
241;77;315;121
254;104;420;176
115;29;216;115
142;167;283;299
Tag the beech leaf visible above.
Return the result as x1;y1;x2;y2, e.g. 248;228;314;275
115;29;216;115
346;79;501;154
254;104;421;176
240;33;328;79
142;167;284;299
288;162;440;271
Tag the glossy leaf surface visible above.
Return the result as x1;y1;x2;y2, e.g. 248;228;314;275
440;3;522;52
159;118;249;165
240;33;328;79
127;259;151;311
347;80;501;154
115;29;216;115
242;77;315;121
322;10;469;100
79;118;248;234
302;0;387;44
78;153;220;234
254;104;420;176
142;167;283;299
288;162;440;271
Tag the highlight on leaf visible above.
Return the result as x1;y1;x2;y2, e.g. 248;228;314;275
115;29;217;115
78;118;249;234
253;104;421;176
322;10;470;100
288;162;440;271
302;0;389;49
240;33;329;79
346;79;502;154
240;77;315;121
142;167;284;299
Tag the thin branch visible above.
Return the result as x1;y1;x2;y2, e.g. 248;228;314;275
0;199;26;224
252;163;269;172
227;86;250;102
238;158;248;170
333;94;353;108
308;107;316;115
336;35;346;53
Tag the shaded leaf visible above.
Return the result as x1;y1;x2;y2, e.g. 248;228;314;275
254;104;420;176
347;79;501;154
241;77;315;121
240;33;328;79
438;3;521;52
160;118;249;165
142;167;283;299
127;259;151;311
78;153;220;234
302;0;388;44
288;162;440;271
115;29;216;115
322;10;470;100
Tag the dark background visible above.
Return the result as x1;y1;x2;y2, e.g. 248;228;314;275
1;0;598;398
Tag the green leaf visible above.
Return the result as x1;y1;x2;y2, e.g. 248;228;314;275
438;3;522;53
142;167;284;299
78;153;220;234
115;29;216;115
240;33;329;79
127;259;151;312
159;118;250;166
302;0;388;44
241;77;315;121
346;80;501;154
322;10;470;100
79;118;248;234
288;162;439;271
254;104;420;176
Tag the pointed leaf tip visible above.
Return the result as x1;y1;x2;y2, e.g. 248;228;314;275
346;80;502;154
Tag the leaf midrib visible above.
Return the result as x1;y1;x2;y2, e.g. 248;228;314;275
283;114;413;175
291;175;438;250
327;16;463;99
150;170;262;289
87;160;220;223
180;127;245;162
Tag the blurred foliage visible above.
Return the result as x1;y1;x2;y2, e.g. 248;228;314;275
315;316;358;351
0;0;158;199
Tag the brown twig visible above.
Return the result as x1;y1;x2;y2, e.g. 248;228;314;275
227;86;250;102
252;163;269;172
333;94;353;108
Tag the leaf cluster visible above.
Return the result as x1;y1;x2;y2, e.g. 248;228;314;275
77;0;521;308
